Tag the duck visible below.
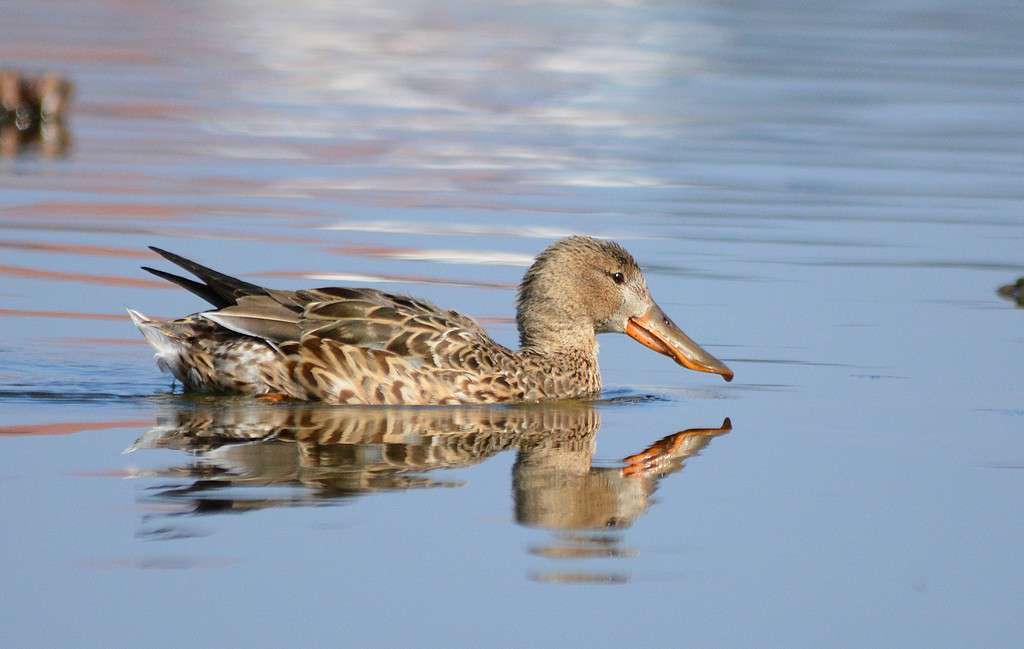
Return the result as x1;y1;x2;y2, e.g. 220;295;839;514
129;236;733;404
997;277;1024;307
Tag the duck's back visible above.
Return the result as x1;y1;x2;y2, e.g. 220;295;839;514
132;249;525;404
134;287;525;404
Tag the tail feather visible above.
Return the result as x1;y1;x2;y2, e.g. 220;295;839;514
141;266;229;308
127;309;188;382
147;246;265;306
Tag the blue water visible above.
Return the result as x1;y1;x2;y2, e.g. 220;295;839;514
1;1;1022;647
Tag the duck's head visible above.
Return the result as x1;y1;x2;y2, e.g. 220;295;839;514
517;236;733;382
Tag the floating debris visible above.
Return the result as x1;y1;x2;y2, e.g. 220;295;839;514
0;69;73;157
997;278;1024;307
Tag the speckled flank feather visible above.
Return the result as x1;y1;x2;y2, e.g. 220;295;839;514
127;309;276;394
127;235;721;405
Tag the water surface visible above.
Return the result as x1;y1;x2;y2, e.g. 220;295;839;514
1;1;1022;647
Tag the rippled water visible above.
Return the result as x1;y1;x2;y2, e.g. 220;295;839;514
2;1;1022;647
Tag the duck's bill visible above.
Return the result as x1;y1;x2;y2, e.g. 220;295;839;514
625;304;734;382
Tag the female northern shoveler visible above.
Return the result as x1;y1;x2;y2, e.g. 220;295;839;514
129;236;732;404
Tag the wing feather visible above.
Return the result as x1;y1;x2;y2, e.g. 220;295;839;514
143;247;504;376
201;296;301;341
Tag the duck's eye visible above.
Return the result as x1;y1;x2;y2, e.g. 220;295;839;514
611;272;625;285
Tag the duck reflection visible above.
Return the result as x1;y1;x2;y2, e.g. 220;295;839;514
0;119;70;158
130;401;729;580
1;70;72;158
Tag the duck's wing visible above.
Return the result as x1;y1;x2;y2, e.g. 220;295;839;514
144;248;500;367
276;289;519;402
201;285;492;349
294;286;492;356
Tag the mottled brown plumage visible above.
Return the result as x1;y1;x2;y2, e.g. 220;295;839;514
130;236;732;404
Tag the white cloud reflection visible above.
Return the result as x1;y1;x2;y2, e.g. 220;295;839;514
193;0;721;190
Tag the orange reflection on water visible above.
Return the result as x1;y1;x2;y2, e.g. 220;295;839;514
0;240;155;258
0;44;160;65
4;201;187;220
0;419;152;436
77;100;197;120
0;308;130;320
0;264;166;288
55;337;146;346
2;201;321;222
